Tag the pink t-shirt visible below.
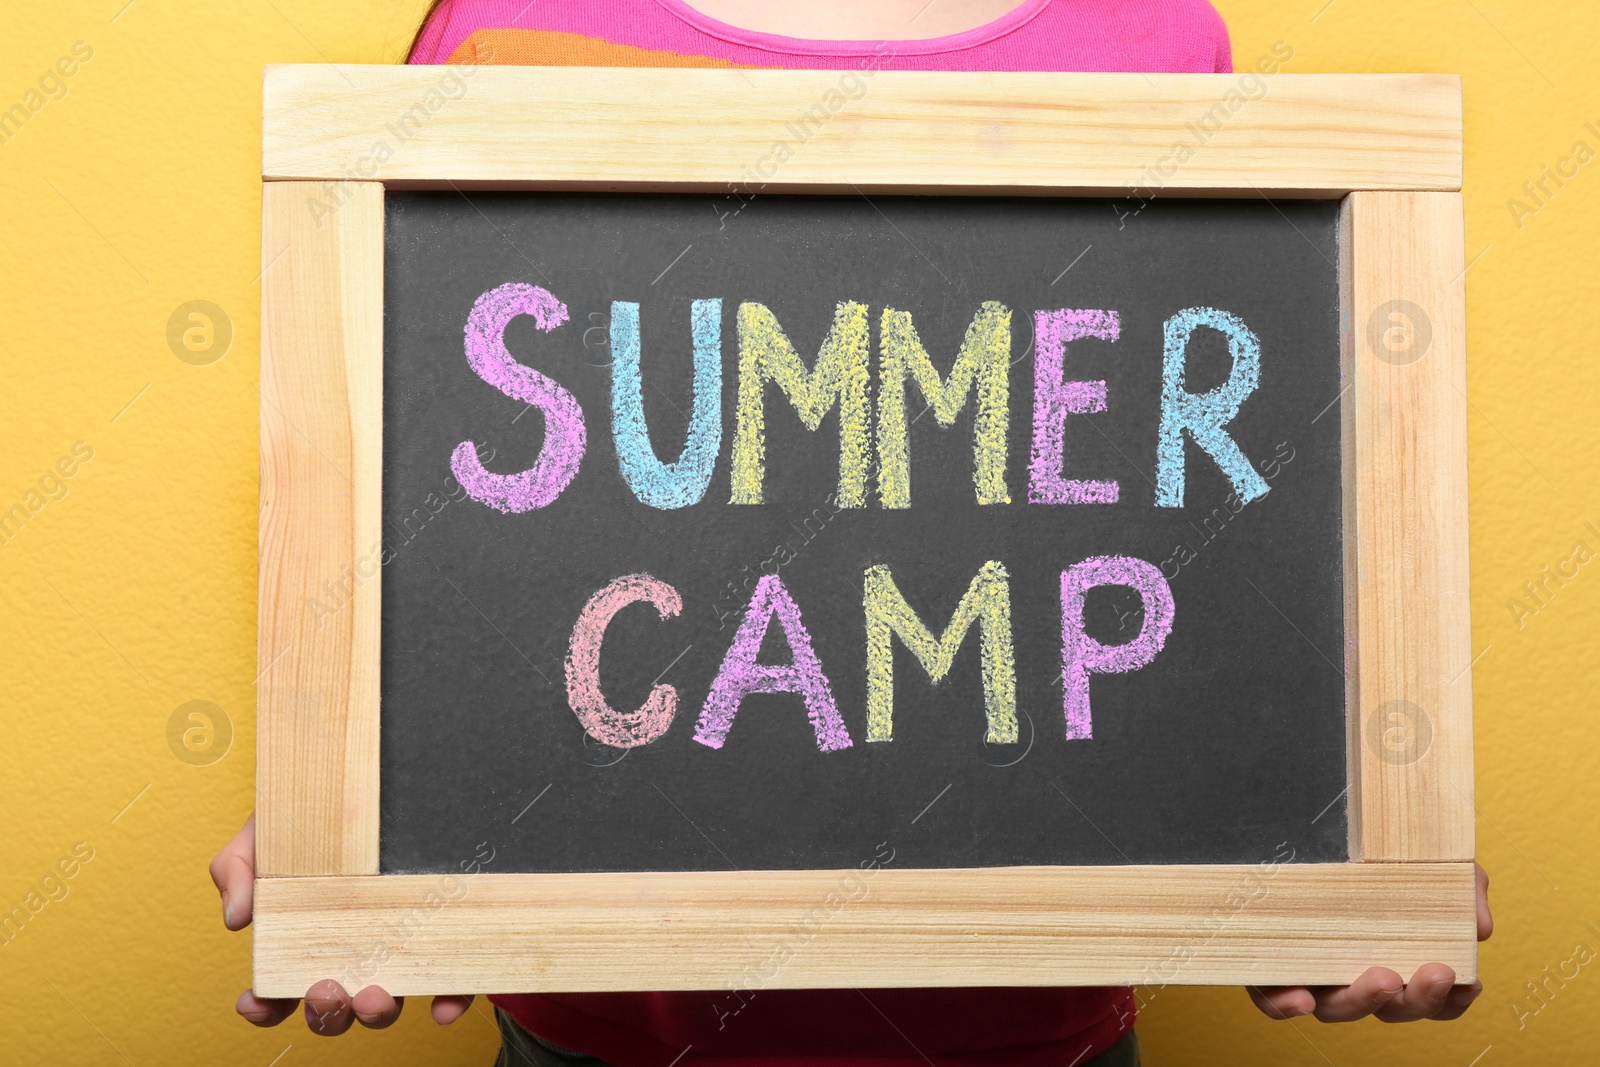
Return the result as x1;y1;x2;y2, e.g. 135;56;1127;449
409;2;1231;1064
412;0;1232;73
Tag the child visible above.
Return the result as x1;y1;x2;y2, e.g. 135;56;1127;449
217;2;1491;1062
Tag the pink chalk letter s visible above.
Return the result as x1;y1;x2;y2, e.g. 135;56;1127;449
452;283;586;513
1060;556;1175;740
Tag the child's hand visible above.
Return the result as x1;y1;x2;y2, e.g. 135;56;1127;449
210;813;476;1035
1247;862;1492;1022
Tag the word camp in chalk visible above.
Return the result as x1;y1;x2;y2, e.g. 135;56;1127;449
449;282;1275;752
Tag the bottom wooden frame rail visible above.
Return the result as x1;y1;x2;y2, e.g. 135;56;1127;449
251;863;1476;996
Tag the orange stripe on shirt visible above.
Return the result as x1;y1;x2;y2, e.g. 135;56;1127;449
449;28;768;68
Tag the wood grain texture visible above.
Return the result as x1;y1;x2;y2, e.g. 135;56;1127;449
258;181;384;876
1345;192;1474;861
252;863;1477;995
252;102;1477;987
262;67;1462;194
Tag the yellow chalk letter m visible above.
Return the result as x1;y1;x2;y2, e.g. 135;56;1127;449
731;300;872;507
864;560;1018;744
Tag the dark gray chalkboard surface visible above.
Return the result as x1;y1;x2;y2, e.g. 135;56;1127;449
379;192;1346;874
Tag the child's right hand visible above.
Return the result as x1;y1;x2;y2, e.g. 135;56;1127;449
211;813;475;1035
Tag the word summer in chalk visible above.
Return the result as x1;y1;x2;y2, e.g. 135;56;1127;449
450;283;1276;753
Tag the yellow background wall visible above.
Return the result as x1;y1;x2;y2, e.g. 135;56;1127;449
1;1;1593;1063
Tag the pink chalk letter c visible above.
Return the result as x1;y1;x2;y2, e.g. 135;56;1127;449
565;574;683;748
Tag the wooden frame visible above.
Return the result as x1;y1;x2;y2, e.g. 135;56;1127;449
256;68;1474;997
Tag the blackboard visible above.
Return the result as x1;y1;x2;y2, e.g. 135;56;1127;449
379;191;1347;875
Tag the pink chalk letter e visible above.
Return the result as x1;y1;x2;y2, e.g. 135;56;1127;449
1029;309;1121;505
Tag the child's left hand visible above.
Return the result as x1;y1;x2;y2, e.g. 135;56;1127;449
1246;862;1491;1022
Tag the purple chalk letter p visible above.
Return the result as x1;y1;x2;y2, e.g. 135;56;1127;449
1060;556;1175;740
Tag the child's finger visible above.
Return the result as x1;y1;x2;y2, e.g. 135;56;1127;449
1374;965;1456;1022
1307;968;1402;1022
1246;985;1315;1019
213;854;255;931
431;994;475;1024
1428;981;1482;1022
209;814;257;930
303;979;356;1036
1475;863;1493;941
351;986;404;1029
235;990;298;1028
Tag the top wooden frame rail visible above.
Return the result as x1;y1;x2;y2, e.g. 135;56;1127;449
262;66;1462;195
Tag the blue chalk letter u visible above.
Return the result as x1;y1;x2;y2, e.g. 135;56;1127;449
1155;306;1271;509
611;299;723;509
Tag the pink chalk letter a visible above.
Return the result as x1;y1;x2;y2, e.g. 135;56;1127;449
695;575;851;752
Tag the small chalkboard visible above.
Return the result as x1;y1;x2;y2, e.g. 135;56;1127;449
254;67;1477;997
378;192;1348;874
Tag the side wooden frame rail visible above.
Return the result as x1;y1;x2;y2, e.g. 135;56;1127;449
256;69;1475;998
258;181;384;877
